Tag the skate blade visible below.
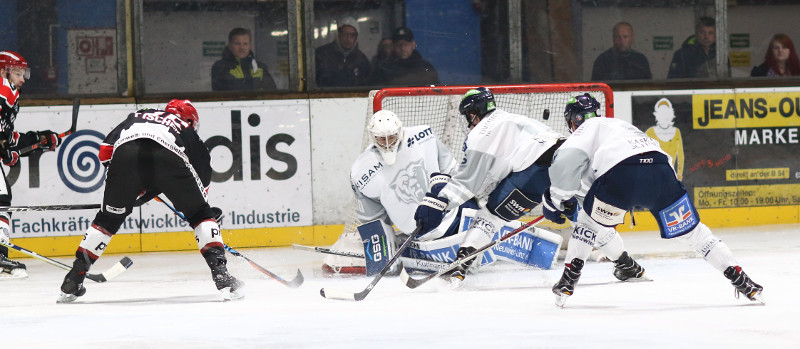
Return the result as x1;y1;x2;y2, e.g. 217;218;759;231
220;287;245;301
0;268;28;279
56;292;79;304
447;276;464;290
555;293;569;308
749;291;766;305
623;274;653;283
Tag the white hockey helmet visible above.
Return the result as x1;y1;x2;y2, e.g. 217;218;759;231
368;110;403;165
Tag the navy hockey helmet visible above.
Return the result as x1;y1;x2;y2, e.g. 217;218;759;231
564;93;600;132
459;87;496;128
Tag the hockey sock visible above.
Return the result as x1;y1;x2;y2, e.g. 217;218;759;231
77;224;114;263
678;222;737;272
195;220;224;253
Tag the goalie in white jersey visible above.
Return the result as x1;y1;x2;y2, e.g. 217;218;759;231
322;110;478;274
542;93;764;306
414;87;566;283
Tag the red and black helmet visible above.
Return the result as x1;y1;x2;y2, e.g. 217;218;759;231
0;51;30;79
165;99;199;131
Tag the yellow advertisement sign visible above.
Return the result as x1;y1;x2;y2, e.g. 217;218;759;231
692;92;800;129
694;183;800;208
726;168;790;181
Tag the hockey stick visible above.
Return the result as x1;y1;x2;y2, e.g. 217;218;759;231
18;98;81;155
0;204;100;212
153;196;304;288
292;243;366;259
320;221;423;301
0;240;133;283
399;215;545;289
224;245;304;288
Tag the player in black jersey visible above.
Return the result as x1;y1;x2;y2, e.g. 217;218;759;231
58;99;243;302
0;51;61;278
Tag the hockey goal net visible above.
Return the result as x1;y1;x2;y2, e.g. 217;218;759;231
327;83;614;273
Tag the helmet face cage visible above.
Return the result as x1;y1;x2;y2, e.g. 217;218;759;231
368;110;403;165
564;93;600;132
165;99;200;131
0;51;30;80
459;87;496;127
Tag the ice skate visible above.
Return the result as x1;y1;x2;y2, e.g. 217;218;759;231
204;247;245;301
612;251;649;282
553;258;584;307
0;254;27;279
57;259;89;303
447;246;476;288
724;266;765;304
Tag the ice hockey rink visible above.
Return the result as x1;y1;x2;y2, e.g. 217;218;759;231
2;224;798;349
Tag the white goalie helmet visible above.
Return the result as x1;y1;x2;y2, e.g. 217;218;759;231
368;110;404;165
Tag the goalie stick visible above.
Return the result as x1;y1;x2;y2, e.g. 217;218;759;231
0;240;133;283
0;204;100;212
18;98;81;155
399;215;545;289
291;243;365;259
319;222;423;301
153;196;304;288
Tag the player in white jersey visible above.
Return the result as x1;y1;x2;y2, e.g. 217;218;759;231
414;87;566;283
542;93;764;306
322;110;477;274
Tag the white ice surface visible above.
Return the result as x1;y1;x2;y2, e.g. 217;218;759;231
2;224;798;349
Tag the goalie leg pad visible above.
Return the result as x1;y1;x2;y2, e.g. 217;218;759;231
357;220;395;276
494;226;563;270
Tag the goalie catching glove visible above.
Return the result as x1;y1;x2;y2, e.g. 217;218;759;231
414;193;448;236
542;188;578;224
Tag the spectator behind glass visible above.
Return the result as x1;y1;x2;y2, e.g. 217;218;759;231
369;27;440;87
667;17;718;79
751;34;800;77
591;22;652;81
211;27;277;91
371;37;393;67
315;17;371;87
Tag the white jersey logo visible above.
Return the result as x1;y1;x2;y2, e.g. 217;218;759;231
389;159;427;204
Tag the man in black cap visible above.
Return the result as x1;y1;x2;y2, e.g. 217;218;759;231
369;27;440;87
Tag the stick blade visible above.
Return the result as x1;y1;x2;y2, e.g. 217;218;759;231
85;256;133;283
284;269;304;288
319;287;362;301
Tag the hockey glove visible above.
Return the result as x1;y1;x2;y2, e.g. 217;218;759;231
542;188;578;224
428;172;451;196
211;207;224;225
0;146;19;167
414;193;448;235
37;130;61;151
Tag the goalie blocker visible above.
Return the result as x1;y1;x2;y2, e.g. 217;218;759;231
322;208;562;276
